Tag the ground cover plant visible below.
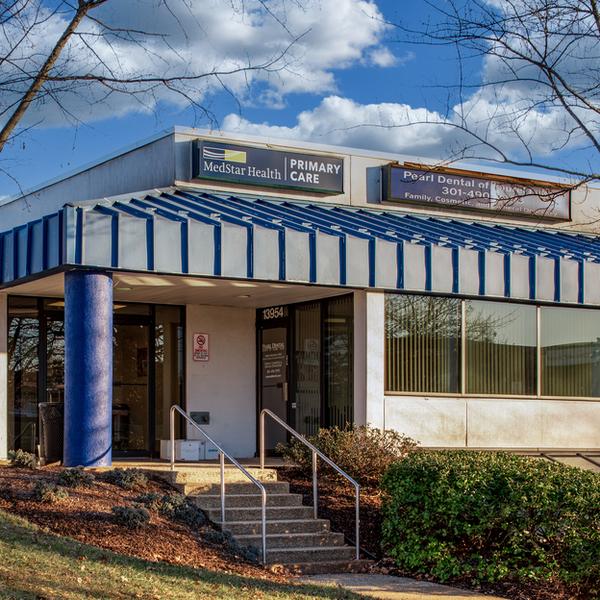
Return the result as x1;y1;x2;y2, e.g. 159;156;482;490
32;481;69;504
381;451;600;600
98;467;148;490
111;504;151;530
157;492;207;528
7;449;37;470
0;509;362;599
57;466;96;488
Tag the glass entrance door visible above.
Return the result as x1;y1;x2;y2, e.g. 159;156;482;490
113;321;151;454
257;296;354;452
259;325;289;451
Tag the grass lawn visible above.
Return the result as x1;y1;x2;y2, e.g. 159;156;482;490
0;510;361;600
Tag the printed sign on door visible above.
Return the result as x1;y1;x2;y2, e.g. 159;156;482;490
193;333;210;362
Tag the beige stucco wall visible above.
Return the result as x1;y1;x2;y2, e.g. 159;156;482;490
185;304;256;458
384;395;600;449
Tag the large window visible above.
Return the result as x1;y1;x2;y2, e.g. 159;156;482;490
7;298;40;453
385;295;461;393
541;307;600;398
466;301;536;395
7;296;185;455
385;293;600;399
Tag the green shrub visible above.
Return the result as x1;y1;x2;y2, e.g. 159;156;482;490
381;451;600;599
277;425;417;486
32;481;69;504
57;467;96;488
111;505;150;530
100;468;148;490
158;492;206;528
8;449;37;469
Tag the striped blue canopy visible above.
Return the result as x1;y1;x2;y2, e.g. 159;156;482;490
2;188;600;304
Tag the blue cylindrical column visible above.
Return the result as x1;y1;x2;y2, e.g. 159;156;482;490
64;270;113;467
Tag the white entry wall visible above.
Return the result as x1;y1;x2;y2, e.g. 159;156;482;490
185;304;256;458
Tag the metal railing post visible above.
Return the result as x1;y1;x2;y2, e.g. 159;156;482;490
220;451;226;524
355;485;360;560
170;406;176;472
261;488;267;564
260;411;265;470
312;450;318;519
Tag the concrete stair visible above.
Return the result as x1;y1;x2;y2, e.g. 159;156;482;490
182;472;373;574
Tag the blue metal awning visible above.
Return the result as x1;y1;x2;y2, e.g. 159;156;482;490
2;188;600;304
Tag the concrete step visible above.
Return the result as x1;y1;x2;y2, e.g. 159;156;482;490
194;493;303;509
220;518;331;536
206;505;313;522
236;531;346;549
266;546;356;565
156;467;278;485
282;560;374;575
179;481;290;496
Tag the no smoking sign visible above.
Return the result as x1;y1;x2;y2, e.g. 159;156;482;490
193;333;210;362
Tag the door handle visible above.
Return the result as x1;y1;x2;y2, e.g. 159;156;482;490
283;382;289;402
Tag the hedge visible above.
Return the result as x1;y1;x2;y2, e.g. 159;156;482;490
380;451;600;598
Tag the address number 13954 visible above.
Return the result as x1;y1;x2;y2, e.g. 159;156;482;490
262;306;286;320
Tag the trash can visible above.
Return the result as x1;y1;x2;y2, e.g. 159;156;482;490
38;402;64;465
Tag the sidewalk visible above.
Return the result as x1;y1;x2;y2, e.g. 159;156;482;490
301;574;508;600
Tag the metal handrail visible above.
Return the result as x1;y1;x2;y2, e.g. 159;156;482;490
259;408;360;560
170;405;267;564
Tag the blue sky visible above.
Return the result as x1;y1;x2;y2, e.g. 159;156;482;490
1;0;596;198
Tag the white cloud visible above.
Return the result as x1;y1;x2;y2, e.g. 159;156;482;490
222;96;455;157
222;90;594;164
365;47;398;67
0;0;393;128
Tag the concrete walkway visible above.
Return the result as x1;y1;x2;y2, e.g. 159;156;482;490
301;574;507;600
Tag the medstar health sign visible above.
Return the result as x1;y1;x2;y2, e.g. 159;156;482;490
193;140;344;194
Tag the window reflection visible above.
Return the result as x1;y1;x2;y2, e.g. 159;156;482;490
542;307;600;397
466;301;536;395
385;295;461;393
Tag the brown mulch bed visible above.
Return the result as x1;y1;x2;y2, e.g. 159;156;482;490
277;468;580;600
0;465;289;583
